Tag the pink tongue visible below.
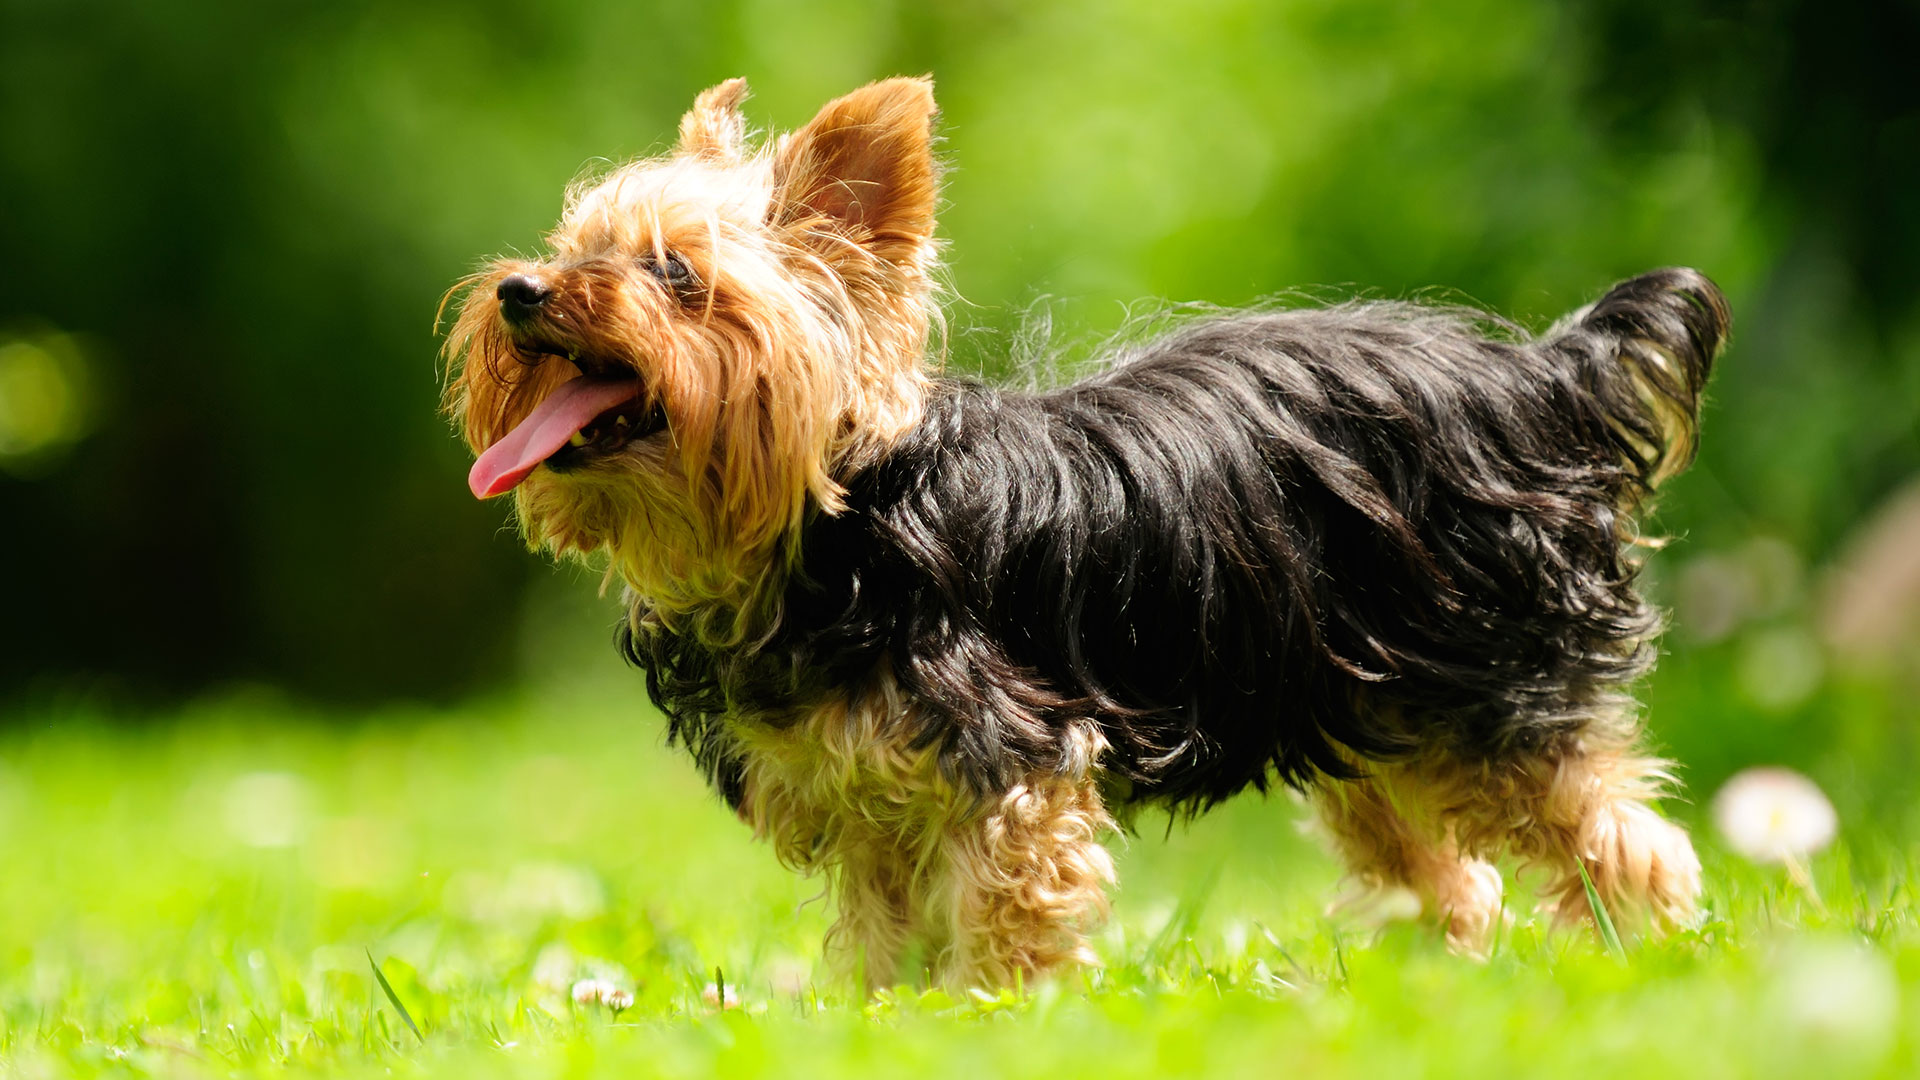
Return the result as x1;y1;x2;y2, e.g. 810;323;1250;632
468;376;643;499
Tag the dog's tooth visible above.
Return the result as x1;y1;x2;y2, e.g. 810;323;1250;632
615;415;628;427
568;431;588;447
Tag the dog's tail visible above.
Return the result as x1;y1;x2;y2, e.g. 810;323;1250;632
1544;267;1730;506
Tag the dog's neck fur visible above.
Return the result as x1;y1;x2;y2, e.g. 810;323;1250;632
615;352;931;650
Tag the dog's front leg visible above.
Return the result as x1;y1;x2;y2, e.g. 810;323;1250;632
821;784;1119;993
818;818;925;989
931;770;1118;989
737;697;1117;990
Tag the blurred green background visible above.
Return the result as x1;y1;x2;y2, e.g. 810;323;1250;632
2;0;1917;802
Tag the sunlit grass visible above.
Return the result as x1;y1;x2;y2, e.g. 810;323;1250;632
1;686;1915;1078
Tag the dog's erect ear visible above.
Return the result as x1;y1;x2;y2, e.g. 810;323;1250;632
677;78;750;162
771;77;938;267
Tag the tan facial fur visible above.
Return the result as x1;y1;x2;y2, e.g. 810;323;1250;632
443;77;939;640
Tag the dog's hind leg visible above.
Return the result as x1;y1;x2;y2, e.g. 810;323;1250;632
1314;768;1506;955
1446;722;1702;937
1522;735;1703;936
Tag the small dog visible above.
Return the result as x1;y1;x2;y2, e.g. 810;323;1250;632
446;77;1726;988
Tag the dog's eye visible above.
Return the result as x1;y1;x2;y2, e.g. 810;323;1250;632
641;252;698;297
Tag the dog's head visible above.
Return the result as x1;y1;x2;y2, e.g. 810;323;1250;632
444;78;939;625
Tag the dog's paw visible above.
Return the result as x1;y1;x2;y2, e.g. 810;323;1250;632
1551;802;1703;935
1438;860;1506;957
1633;809;1704;931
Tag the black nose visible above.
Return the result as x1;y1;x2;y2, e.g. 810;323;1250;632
496;273;553;322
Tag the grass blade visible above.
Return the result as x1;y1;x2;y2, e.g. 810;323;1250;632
1577;863;1626;958
366;950;424;1044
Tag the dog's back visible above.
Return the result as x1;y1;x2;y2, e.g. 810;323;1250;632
710;270;1727;812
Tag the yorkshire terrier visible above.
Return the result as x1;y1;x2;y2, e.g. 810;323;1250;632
446;77;1727;989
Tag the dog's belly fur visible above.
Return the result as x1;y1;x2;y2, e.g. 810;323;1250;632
631;271;1721;819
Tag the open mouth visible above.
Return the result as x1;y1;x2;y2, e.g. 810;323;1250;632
543;395;668;470
467;362;665;499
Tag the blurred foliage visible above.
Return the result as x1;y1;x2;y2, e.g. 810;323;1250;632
1;0;1915;712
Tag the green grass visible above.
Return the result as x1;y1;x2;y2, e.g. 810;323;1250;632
2;682;1916;1079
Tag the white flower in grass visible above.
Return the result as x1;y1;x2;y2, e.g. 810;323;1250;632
1712;766;1838;864
603;988;634;1013
702;982;741;1010
570;978;617;1007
